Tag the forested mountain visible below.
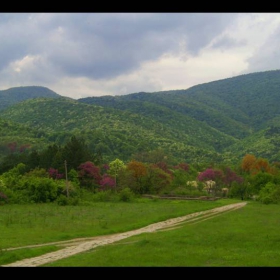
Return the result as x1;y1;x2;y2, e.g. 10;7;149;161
1;70;280;165
0;86;60;111
79;70;280;139
0;97;236;164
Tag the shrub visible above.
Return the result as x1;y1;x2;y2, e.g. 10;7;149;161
169;187;207;198
92;190;118;202
56;195;80;206
257;182;280;204
21;177;63;203
119;187;135;202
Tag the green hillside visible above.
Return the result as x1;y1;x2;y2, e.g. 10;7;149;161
79;69;280;139
0;86;61;111
224;125;280;162
1;70;280;165
0;97;238;164
78;70;280;163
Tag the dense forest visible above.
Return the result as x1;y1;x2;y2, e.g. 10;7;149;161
1;70;280;205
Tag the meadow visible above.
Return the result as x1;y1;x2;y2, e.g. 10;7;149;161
1;197;280;267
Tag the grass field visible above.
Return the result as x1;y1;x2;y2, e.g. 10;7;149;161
1;197;280;267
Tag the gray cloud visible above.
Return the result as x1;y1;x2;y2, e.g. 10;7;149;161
0;13;278;98
0;13;239;80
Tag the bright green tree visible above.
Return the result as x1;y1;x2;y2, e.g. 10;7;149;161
108;158;125;188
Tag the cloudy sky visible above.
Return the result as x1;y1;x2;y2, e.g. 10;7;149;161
0;13;280;99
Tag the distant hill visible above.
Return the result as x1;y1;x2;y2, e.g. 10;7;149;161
1;70;280;165
77;69;280;162
0;86;61;111
78;69;280;139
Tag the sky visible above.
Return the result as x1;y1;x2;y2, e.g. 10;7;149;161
0;13;280;99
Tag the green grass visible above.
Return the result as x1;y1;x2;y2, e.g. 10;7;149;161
2;198;279;266
43;200;280;267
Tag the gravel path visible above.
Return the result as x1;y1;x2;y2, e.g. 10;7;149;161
2;202;247;267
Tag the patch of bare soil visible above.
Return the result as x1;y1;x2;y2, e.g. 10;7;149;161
1;202;247;267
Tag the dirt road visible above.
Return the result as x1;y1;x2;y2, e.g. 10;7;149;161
1;202;247;267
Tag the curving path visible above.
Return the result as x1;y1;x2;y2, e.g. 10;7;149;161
2;202;247;267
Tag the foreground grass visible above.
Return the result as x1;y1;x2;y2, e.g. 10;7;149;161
0;197;236;265
44;200;280;267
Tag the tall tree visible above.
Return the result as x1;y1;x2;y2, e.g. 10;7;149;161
62;136;93;171
125;160;147;193
39;144;61;170
27;150;40;170
241;154;257;174
108;158;125;188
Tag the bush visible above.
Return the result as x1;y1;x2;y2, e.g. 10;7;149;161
165;186;206;197
119;187;135;202
24;177;62;203
92;190;119;202
257;182;280;204
56;195;80;206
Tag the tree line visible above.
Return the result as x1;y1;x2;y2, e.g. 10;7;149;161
0;136;280;205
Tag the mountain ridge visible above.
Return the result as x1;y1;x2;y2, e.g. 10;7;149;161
1;69;280;164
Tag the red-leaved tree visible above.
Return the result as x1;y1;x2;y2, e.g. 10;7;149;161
223;167;243;187
99;174;115;191
78;161;102;191
197;168;223;182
